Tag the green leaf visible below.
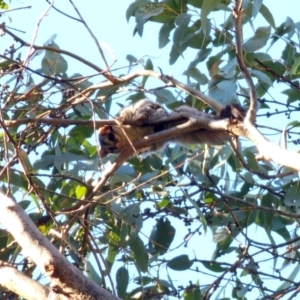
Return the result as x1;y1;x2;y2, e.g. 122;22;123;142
116;266;129;298
282;88;300;104
159;23;175;48
169;42;188;64
134;276;153;285
184;31;212;49
213;227;229;243
290;56;300;75
68;73;94;90
276;263;300;292
188;0;203;8
270;17;295;48
41;41;68;75
155;89;177;104
282;42;296;67
173;13;192;47
18;200;31;210
33;153;89;170
158;198;169;209
0;234;10;261
256;194;276;232
202;261;227;272
141;58;153;87
69;125;94;141
86;260;102;285
183;68;208;85
130;236;148;272
186;196;207;234
244;148;261;172
119;222;129;246
120;204;143;234
284;186;300;207
250;69;273;86
201;0;221;35
219;57;236;79
259;3;275;29
126;0;150;21
243;26;271;52
110;174;135;188
208;79;237;105
115;165;136;177
2;169;25;190
75;186;87;199
148;218;175;255
135;2;164;36
0;1;8;9
183;285;201;300
167;254;193;271
252;0;262;19
107;244;118;269
211;233;235;260
0;59;11;70
19;149;34;173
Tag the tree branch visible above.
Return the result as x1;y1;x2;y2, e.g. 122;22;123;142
0;192;120;300
0;23;116;83
69;0;112;74
0;263;49;300
228;120;300;170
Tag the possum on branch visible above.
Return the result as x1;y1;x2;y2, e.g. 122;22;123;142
98;99;245;157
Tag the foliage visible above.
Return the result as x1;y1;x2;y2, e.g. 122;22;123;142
1;0;300;299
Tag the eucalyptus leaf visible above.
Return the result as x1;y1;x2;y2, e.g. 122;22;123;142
243;26;271;52
201;0;221;35
116;266;129;298
167;254;193;271
130;236;149;272
148;218;175;255
41;41;68;75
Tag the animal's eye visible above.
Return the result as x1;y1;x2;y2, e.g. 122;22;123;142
107;133;115;141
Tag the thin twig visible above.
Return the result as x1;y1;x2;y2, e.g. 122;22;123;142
22;0;54;67
0;23;116;83
69;0;112;75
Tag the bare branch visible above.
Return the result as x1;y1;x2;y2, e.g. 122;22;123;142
228;119;300;170
69;0;112;74
0;23;116;83
22;0;54;67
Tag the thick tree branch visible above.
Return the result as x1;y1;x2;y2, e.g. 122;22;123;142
0;264;49;300
0;192;120;300
228;120;300;170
